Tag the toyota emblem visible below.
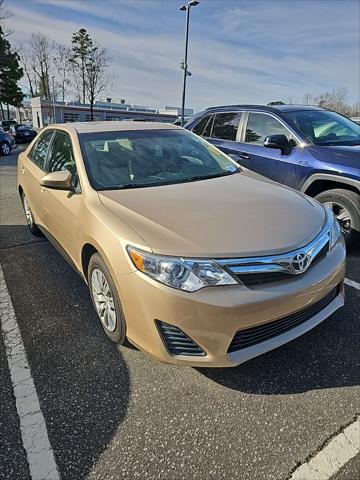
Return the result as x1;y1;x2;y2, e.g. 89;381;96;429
290;252;309;273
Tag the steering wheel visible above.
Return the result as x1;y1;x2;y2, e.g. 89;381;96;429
319;132;337;142
163;156;193;173
325;132;337;140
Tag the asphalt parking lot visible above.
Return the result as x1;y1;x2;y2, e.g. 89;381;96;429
0;146;359;480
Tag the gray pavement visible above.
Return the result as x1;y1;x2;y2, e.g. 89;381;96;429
0;146;359;480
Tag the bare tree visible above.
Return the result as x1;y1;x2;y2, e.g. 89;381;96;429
30;33;55;100
302;87;356;116
303;93;314;105
0;0;12;36
53;44;71;102
85;45;111;120
17;45;37;97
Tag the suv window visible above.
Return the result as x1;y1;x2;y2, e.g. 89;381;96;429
285;110;360;146
203;115;214;137
193;114;213;136
29;130;54;169
212;112;241;141
47;131;79;188
245;113;292;144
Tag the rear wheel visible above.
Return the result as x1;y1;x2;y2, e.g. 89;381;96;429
21;193;43;236
0;141;11;156
88;253;126;344
315;188;360;250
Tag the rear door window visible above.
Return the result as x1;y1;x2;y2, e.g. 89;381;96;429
211;112;242;141
192;114;214;137
29;130;54;170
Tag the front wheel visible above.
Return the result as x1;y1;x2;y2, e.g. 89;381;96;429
88;253;126;344
21;193;43;236
0;141;11;156
315;188;360;250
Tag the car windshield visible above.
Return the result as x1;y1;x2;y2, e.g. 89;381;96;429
285;110;360;146
79;129;240;190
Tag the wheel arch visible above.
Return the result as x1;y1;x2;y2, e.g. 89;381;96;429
80;239;128;286
301;174;360;197
81;243;98;281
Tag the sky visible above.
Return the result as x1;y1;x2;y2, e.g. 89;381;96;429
6;0;360;112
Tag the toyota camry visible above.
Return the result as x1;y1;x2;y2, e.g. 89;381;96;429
17;122;345;367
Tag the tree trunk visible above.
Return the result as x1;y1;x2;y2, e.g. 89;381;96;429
25;71;35;97
6;103;10;120
0;103;4;120
81;57;85;104
90;96;94;121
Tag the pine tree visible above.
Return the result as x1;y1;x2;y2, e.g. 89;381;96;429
69;28;95;105
0;26;24;119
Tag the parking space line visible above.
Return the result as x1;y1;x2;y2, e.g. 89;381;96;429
289;417;360;480
344;277;360;290
0;265;60;480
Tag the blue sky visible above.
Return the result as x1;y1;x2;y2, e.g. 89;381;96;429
8;0;360;111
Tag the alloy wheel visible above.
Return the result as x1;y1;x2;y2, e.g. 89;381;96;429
23;196;34;228
324;201;352;236
91;268;117;332
1;142;10;155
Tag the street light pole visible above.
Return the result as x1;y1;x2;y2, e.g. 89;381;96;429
180;1;199;127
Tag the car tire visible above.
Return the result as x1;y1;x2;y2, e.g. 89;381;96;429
88;253;126;344
21;193;43;236
315;189;360;250
0;141;11;156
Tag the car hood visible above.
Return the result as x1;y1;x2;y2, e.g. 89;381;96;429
98;171;326;258
308;144;360;169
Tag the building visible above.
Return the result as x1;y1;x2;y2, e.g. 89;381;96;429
158;105;194;117
31;97;193;128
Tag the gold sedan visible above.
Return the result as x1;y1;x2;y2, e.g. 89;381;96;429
17;122;345;367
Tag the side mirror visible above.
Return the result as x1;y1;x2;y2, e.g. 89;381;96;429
263;134;291;155
41;170;72;190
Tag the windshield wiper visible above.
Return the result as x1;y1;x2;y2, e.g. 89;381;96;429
104;183;142;190
185;170;239;183
100;170;239;191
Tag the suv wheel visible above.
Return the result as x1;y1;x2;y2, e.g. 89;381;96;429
21;193;43;236
315;188;360;249
0;141;11;156
88;253;126;344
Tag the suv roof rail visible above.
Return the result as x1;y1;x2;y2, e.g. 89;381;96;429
204;104;280;112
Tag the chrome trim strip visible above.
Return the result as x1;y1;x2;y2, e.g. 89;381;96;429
215;212;332;276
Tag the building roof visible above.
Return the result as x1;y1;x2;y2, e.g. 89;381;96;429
52;121;180;134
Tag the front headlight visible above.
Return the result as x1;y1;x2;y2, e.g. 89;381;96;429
328;209;342;250
127;246;237;292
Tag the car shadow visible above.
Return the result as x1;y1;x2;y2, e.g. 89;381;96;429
196;285;359;395
0;225;130;480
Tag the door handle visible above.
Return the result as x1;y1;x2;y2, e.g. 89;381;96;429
239;153;251;160
21;167;25;174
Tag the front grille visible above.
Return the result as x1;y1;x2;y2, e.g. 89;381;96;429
310;241;329;266
235;241;329;286
156;320;206;356
228;284;340;353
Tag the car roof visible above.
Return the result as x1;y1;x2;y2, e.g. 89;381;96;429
50;121;180;134
204;104;326;114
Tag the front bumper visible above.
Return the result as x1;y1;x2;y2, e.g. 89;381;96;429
118;240;345;367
